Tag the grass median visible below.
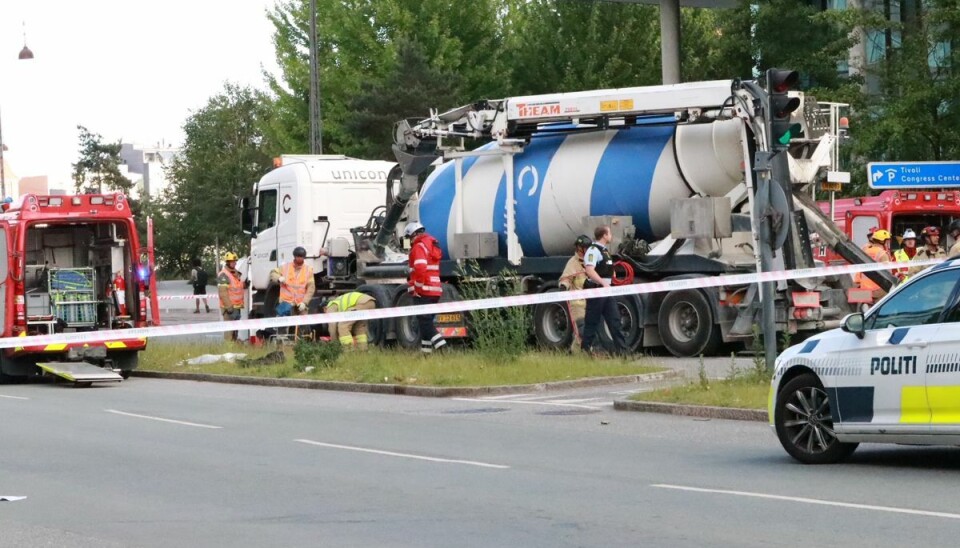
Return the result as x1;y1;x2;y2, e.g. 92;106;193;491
140;341;664;387
630;357;770;410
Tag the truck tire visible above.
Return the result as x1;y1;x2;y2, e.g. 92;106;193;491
533;288;575;351
775;373;858;464
597;295;643;354
394;284;460;350
356;284;397;348
658;289;721;357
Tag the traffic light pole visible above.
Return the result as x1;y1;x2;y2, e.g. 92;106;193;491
753;151;780;371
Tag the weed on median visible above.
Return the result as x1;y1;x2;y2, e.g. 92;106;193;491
631;350;771;410
140;341;662;387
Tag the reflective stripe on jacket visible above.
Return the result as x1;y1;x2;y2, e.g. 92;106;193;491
218;268;244;308
278;262;313;305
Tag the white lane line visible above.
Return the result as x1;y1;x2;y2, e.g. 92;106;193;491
550;398;604;404
452;397;601;410
0;395;29;400
652;484;960;520
105;409;223;429
294;439;510;469
480;393;536;400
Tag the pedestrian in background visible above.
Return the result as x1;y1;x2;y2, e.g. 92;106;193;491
189;258;211;314
405;222;447;354
218;252;245;341
580;225;626;356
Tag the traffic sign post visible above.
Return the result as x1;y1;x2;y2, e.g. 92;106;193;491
868;161;960;189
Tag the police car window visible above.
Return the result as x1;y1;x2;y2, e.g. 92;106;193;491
257;190;277;232
867;269;960;329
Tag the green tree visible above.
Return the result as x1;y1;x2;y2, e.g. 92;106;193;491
157;83;273;275
71;125;133;194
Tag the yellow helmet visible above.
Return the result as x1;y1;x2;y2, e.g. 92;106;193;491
872;229;892;242
223;252;239;261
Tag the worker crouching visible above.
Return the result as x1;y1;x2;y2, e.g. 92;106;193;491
324;292;376;351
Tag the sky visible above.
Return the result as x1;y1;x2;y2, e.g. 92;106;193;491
1;0;281;190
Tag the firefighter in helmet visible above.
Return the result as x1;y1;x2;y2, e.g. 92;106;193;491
218;252;245;341
270;246;315;316
949;220;960;258
893;229;917;283
909;226;947;277
855;229;891;301
558;235;592;350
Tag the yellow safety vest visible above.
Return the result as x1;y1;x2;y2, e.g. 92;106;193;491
278;262;312;305
327;292;371;312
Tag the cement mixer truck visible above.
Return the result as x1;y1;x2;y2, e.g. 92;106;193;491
242;76;887;356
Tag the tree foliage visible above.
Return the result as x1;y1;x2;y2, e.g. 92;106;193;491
71;125;133;194
156;84;274;275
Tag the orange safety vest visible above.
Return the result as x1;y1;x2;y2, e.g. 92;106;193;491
856;243;888;292
278;262;312;305
220;268;245;308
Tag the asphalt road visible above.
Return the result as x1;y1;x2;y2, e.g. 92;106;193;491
2;378;960;547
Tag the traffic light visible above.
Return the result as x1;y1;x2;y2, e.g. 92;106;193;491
766;68;801;151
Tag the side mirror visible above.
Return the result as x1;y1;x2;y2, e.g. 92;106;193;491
240;196;255;236
841;313;865;339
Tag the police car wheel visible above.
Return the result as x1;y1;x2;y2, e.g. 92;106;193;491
658;290;721;357
775;373;858;464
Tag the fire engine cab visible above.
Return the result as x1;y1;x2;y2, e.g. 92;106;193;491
0;193;159;384
814;190;960;265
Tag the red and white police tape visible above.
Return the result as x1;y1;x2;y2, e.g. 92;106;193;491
0;258;944;349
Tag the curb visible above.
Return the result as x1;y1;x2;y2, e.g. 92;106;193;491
133;369;681;398
613;399;767;422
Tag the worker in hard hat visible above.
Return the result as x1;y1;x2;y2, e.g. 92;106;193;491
893;229;917;283
218;252;245;341
270;246;315;317
909;226;947;277
558;235;592;350
949;220;960;258
324;292;377;351
405;221;447;353
855;229;891;302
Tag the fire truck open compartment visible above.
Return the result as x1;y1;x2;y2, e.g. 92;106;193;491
23;220;135;334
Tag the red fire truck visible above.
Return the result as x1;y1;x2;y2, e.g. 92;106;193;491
0;193;159;384
813;189;960;265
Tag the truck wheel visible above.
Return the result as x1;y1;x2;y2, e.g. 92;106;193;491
775;373;858;464
394;284;460;350
598;296;643;354
356;284;397;348
658;289;721;357
533;288;574;351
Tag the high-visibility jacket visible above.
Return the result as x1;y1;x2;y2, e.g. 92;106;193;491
278;262;314;305
408;233;443;298
326;291;374;312
893;248;915;282
218;268;245;309
855;242;889;292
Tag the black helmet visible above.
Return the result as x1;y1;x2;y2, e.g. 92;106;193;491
949;220;960;235
292;246;307;258
574;234;592;249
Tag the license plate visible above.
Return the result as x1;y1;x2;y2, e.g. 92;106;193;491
436;313;463;323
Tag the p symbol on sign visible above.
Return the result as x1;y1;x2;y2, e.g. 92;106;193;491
886;169;897;183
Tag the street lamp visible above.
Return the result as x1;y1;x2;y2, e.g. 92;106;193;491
1;26;35;197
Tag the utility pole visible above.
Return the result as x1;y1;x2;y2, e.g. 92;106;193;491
308;0;323;154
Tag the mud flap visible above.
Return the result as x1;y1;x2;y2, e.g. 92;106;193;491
37;362;123;384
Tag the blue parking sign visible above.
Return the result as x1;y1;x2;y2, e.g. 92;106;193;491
868;161;960;189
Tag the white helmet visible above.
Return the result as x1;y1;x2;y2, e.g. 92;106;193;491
902;228;917;240
404;222;425;237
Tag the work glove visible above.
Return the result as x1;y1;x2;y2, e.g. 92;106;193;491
297;302;307;313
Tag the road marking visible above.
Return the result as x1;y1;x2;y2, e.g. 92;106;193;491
105;409;223;429
480;393;535;400
549;398;604;404
452;397;601;410
294;439;510;469
0;395;29;400
652;484;960;520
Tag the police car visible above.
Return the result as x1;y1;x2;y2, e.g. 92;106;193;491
771;258;960;464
